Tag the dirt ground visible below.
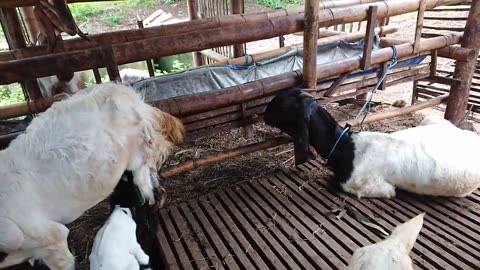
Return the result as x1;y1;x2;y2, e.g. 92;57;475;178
22;1;474;269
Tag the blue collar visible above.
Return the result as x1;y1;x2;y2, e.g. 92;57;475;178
327;125;351;161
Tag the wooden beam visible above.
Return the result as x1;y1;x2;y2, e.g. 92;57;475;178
323;72;351;97
360;6;378;70
0;0;122;8
187;0;203;67
445;0;480;124
0;7;42;100
302;0;320;90
231;0;245;58
137;19;155;77
413;0;426;53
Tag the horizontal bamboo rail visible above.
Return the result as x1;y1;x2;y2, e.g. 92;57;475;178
213;24;399;66
161;93;449;177
0;27;399;120
0;0;122;8
380;37;475;61
0;0;385;62
0;0;464;84
151;33;461;117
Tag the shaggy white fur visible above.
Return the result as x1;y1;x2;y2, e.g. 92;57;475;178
0;83;184;270
89;206;151;270
342;116;480;198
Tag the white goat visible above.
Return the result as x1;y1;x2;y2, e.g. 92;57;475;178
347;213;425;270
264;90;480;198
120;68;150;84
89;206;151;270
37;72;86;97
0;83;184;270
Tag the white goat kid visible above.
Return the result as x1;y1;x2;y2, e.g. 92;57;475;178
89;206;150;270
347;213;425;270
0;83;184;270
37;72;86;97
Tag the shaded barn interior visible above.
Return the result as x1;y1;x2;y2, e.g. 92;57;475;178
0;0;479;269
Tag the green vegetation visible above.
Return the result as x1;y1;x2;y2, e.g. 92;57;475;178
0;85;25;105
164;0;177;4
154;60;190;75
127;0;158;5
105;12;125;26
257;0;301;9
69;3;106;22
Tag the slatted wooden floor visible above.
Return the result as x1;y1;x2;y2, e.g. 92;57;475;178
154;160;480;270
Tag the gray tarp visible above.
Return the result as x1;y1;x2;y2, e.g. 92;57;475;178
132;37;381;103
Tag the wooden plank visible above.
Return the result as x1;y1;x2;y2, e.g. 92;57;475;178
360;6;378;70
169;207;210;269
156;210;182;270
215;190;286;268
223;188;302;269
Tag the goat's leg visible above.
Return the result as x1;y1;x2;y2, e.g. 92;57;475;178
132;165;155;205
132;243;150;266
34;224;74;270
341;176;396;198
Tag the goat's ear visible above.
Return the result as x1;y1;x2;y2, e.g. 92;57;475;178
153;109;185;145
294;96;317;164
293;122;315;165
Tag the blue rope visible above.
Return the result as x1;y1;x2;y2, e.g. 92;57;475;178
326;46;398;161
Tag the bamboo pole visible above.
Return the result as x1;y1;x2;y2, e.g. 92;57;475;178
0;0;415;62
152;34;461;117
0;0;464;84
302;0;320;90
161;93;449;178
380;37;476;62
231;0;245;58
0;25;399;121
20;6;40;45
0;33;460;119
0;7;42;101
187;0;204;67
0;0;122;8
161;137;292;178
444;0;480;125
216;24;399;66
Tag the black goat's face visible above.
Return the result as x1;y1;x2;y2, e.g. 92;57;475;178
264;89;317;163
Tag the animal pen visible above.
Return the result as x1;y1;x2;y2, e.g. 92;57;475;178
0;0;479;269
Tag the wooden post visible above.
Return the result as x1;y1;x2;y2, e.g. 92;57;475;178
101;46;120;82
231;0;245;58
20;6;39;45
0;7;42;101
444;0;480;125
358;5;378;100
187;0;204;66
360;6;378;70
302;0;319;91
413;0;426;53
137;19;156;77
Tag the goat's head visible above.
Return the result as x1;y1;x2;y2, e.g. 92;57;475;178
264;89;318;163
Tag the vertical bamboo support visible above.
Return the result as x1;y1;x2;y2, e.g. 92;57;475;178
231;0;245;58
358;5;378;100
413;0;426;53
302;0;319;90
20;6;39;45
445;0;480;125
101;46;120;82
137;19;155;77
188;0;204;66
0;7;42;101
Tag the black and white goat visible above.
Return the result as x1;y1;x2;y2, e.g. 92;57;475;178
0;83;184;269
264;89;480;198
89;206;151;270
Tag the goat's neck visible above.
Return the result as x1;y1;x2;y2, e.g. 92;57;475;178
308;113;355;184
